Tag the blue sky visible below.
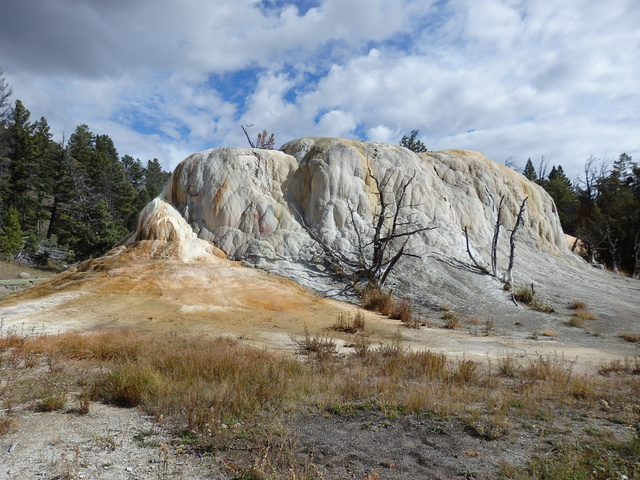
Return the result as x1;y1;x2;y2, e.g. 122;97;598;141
1;0;638;176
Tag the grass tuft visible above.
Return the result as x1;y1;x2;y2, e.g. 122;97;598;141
331;311;366;334
442;311;460;329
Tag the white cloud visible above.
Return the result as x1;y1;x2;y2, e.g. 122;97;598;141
0;0;638;176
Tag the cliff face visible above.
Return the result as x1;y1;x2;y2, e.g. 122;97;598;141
126;137;584;307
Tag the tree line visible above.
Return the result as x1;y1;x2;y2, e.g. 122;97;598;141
0;69;170;265
523;155;640;277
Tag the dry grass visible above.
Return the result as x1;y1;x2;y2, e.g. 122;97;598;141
360;284;394;314
360;286;421;328
620;332;640;344
331;311;365;334
572;308;598;320
442;311;460;329
2;330;640;477
540;328;559;339
513;286;534;304
570;300;587;310
513;286;554;313
566;315;586;328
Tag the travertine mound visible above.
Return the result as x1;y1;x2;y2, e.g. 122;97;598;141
124;137;584;308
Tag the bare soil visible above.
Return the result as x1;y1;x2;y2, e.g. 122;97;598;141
1;248;639;479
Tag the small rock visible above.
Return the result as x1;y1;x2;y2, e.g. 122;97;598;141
18;272;30;279
8;443;17;453
125;466;133;472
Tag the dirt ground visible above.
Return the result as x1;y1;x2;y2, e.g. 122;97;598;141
0;245;639;479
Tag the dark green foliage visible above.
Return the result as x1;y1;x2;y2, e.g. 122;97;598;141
523;158;537;182
0;206;23;257
400;129;428;153
0;85;172;263
528;153;640;276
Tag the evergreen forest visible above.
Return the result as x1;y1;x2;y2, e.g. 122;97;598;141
0;73;170;266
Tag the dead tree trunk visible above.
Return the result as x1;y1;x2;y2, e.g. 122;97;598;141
505;197;528;285
491;196;504;277
294;168;435;290
464;227;489;274
603;226;620;274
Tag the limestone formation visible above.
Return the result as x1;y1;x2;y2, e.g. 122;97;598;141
126;137;586;307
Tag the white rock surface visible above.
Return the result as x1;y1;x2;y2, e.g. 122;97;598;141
128;137;587;307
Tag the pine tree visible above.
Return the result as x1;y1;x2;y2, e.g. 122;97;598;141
145;158;170;198
400;130;428;153
0;205;23;257
523;158;537;182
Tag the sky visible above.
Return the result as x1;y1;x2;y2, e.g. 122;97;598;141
0;0;638;177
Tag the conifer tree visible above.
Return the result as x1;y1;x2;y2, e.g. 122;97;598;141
0;206;23;257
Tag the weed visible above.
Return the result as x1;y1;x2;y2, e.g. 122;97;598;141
294;327;337;362
464;408;512;440
360;284;394;314
331;311;365;334
442;311;460;329
484;318;494;336
34;379;67;412
522;438;640;479
523;354;574;383
540;328;559;339
377;331;405;357
76;395;91;415
497;352;520;378
566;316;585;328
620;332;640;343
531;298;555;313
513;286;534;304
599;357;640;375
390;297;418;328
570;300;587;310
353;333;371;358
572;308;598;320
453;358;479;384
0;416;16;436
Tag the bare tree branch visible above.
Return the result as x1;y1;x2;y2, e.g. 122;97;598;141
506;197;528;285
491;196;504;277
464;227;489;274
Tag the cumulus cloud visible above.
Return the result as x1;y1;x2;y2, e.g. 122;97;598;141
0;0;637;176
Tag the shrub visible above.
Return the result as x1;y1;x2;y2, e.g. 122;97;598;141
570;300;587;310
391;298;419;328
573;308;598;320
442;311;460;329
360;284;394;315
566;316;585;328
332;311;366;334
531;298;555;313
0;417;16;436
513;286;534;304
294;327;337;362
620;332;640;343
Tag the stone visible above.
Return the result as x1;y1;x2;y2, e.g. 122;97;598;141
127;137;588;307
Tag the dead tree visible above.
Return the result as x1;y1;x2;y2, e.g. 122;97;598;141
464;195;528;286
602;226;620;274
241;125;275;150
491;196;504;277
464;227;489;274
505;197;528;285
296;169;435;290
